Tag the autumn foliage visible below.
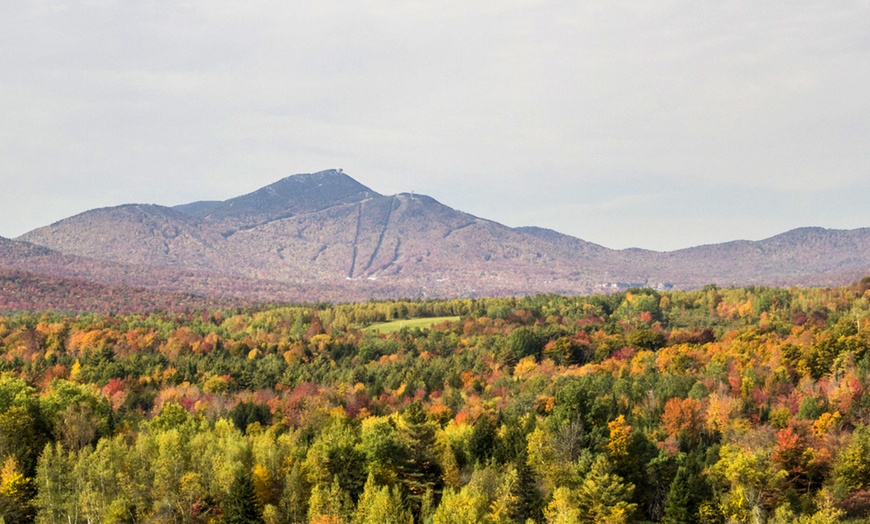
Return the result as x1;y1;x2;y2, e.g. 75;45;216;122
0;281;869;522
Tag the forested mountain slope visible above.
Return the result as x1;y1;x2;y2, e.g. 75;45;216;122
0;236;362;308
636;227;870;289
12;170;870;302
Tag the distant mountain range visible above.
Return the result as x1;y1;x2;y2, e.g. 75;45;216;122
3;169;868;311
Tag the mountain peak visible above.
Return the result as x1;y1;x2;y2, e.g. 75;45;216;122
178;170;379;231
259;169;375;199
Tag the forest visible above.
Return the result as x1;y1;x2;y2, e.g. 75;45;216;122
1;279;870;523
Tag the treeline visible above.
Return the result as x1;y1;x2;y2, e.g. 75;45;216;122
0;268;249;314
1;280;870;522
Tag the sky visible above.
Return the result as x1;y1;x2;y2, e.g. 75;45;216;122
1;1;869;251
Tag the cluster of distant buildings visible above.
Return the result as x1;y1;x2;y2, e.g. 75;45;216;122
598;281;674;292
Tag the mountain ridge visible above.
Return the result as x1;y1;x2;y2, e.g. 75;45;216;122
8;169;870;305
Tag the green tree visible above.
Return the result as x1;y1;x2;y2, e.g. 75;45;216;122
40;379;111;448
832;424;870;495
432;483;489;524
507;328;546;364
151;428;188;521
33;443;78;524
305;419;367;503
708;444;788;524
488;465;518;524
468;415;498;464
360;417;405;485
278;461;310;524
575;455;636;523
308;476;352;523
663;466;692;524
0;375;49;474
223;467;264;524
352;473;412;524
398;404;443;516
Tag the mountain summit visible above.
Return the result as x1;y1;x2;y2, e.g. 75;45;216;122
10;170;870;302
178;169;379;234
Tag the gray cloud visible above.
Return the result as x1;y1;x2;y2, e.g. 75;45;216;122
1;1;868;250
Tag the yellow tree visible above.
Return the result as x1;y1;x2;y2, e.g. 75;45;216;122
352;473;412;524
709;444;788;523
606;416;631;460
544;487;581;524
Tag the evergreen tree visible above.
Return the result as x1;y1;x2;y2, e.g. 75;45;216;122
511;456;543;522
497;416;543;522
644;451;680;522
224;467;264;524
399;403;443;519
576;455;636;523
468;414;498;464
663;466;692;524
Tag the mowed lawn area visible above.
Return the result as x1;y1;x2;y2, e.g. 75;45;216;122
365;316;461;334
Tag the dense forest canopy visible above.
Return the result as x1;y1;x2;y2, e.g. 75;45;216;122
1;279;870;523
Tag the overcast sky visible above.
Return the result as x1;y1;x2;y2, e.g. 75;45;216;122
2;1;868;251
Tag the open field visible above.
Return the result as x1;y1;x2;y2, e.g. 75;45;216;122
365;315;461;333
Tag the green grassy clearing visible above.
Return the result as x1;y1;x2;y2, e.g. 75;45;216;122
365;316;461;334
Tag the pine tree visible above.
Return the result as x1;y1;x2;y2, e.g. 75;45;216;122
399;403;443;518
224;467;264;524
468;415;498;464
576;455;636;523
663;466;692;524
512;456;543;522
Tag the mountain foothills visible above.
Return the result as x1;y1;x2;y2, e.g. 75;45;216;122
2;169;869;309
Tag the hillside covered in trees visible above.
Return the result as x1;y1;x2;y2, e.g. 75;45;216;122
11;170;870;301
2;280;870;523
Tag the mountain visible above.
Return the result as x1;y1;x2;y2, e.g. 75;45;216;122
639;227;870;288
21;204;227;270
10;169;870;306
0;235;369;307
181;170;379;233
